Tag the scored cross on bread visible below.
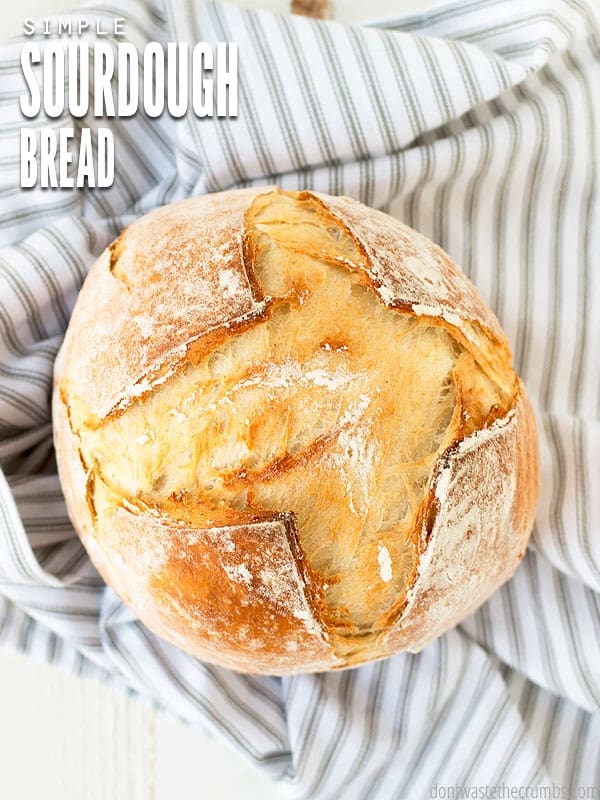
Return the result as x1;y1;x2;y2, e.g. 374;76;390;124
54;189;539;673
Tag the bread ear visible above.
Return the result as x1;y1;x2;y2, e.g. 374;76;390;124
386;387;539;654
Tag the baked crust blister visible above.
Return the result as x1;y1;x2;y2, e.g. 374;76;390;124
53;188;539;674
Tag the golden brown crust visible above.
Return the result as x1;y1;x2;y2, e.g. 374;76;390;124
55;386;339;674
511;385;540;542
384;387;539;654
59;188;514;430
60;188;267;429
314;193;507;343
53;385;95;540
53;188;540;674
96;502;338;673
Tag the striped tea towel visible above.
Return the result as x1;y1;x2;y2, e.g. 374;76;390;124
1;0;599;797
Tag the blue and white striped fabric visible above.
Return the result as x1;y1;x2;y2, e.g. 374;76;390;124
1;0;599;796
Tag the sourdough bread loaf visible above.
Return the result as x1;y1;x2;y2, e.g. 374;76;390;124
53;188;539;674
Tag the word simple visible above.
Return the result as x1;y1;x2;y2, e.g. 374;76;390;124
23;16;127;37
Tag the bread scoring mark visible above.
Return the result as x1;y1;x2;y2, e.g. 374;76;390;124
107;230;130;288
386;404;527;654
80;452;98;524
137;508;334;667
94;302;274;428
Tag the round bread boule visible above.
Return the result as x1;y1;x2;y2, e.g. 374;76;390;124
53;188;539;674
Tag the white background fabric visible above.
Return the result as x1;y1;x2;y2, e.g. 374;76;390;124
0;0;599;797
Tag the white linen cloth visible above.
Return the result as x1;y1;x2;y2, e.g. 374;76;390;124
0;0;599;797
